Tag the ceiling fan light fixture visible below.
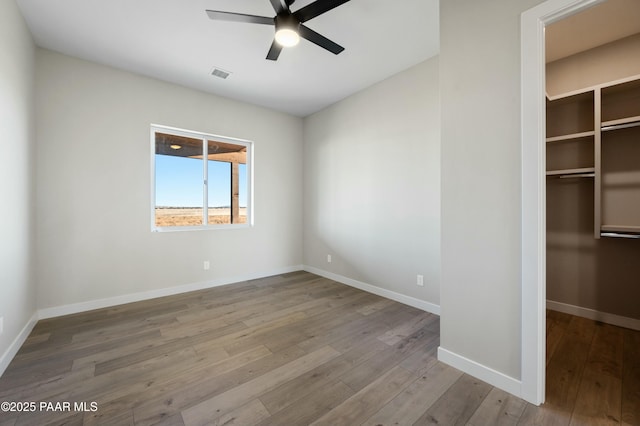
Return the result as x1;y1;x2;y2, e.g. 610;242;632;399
274;14;300;47
206;0;350;60
275;28;300;47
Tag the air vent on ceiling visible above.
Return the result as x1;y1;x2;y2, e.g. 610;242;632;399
211;67;231;79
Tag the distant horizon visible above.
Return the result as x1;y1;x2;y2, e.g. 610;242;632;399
155;206;247;209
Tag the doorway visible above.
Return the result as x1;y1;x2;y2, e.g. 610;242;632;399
520;0;606;406
522;0;640;409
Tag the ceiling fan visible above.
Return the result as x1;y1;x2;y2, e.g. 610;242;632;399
206;0;352;61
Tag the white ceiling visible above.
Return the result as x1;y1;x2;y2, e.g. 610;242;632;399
546;0;640;63
16;0;439;117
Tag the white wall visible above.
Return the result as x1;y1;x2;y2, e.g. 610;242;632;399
0;0;37;368
439;0;544;381
302;58;441;308
35;50;303;310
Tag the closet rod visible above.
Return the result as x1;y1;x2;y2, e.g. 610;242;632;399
558;173;595;179
601;232;640;239
547;172;596;179
602;120;640;132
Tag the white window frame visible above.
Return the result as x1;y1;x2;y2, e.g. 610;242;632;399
150;124;254;232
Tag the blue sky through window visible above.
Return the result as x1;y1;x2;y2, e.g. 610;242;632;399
155;155;247;208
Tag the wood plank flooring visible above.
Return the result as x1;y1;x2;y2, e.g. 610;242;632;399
0;271;638;425
539;310;640;426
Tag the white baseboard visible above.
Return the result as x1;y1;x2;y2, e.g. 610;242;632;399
547;300;640;331
437;346;522;398
303;265;440;315
38;265;304;320
0;312;38;377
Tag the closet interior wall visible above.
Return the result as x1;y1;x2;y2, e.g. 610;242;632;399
546;33;640;325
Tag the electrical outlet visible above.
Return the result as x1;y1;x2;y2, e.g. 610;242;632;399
327;254;332;263
203;261;210;270
417;275;424;286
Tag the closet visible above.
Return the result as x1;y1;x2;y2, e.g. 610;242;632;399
543;2;640;421
545;1;640;325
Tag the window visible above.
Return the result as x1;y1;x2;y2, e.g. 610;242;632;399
151;125;253;231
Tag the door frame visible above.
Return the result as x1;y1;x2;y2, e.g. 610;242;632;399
520;0;606;405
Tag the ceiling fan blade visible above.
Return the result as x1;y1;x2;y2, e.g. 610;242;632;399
293;0;351;23
266;40;283;61
206;10;274;25
268;0;287;14
298;25;344;55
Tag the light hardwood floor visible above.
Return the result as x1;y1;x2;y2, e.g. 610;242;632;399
0;271;638;425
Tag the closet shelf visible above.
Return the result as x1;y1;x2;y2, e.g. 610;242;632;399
546;131;595;143
546;167;595;177
601;115;640;132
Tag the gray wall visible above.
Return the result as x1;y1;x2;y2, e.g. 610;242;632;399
303;57;441;307
440;0;544;380
547;33;640;97
35;50;304;309
547;182;640;320
0;0;37;362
